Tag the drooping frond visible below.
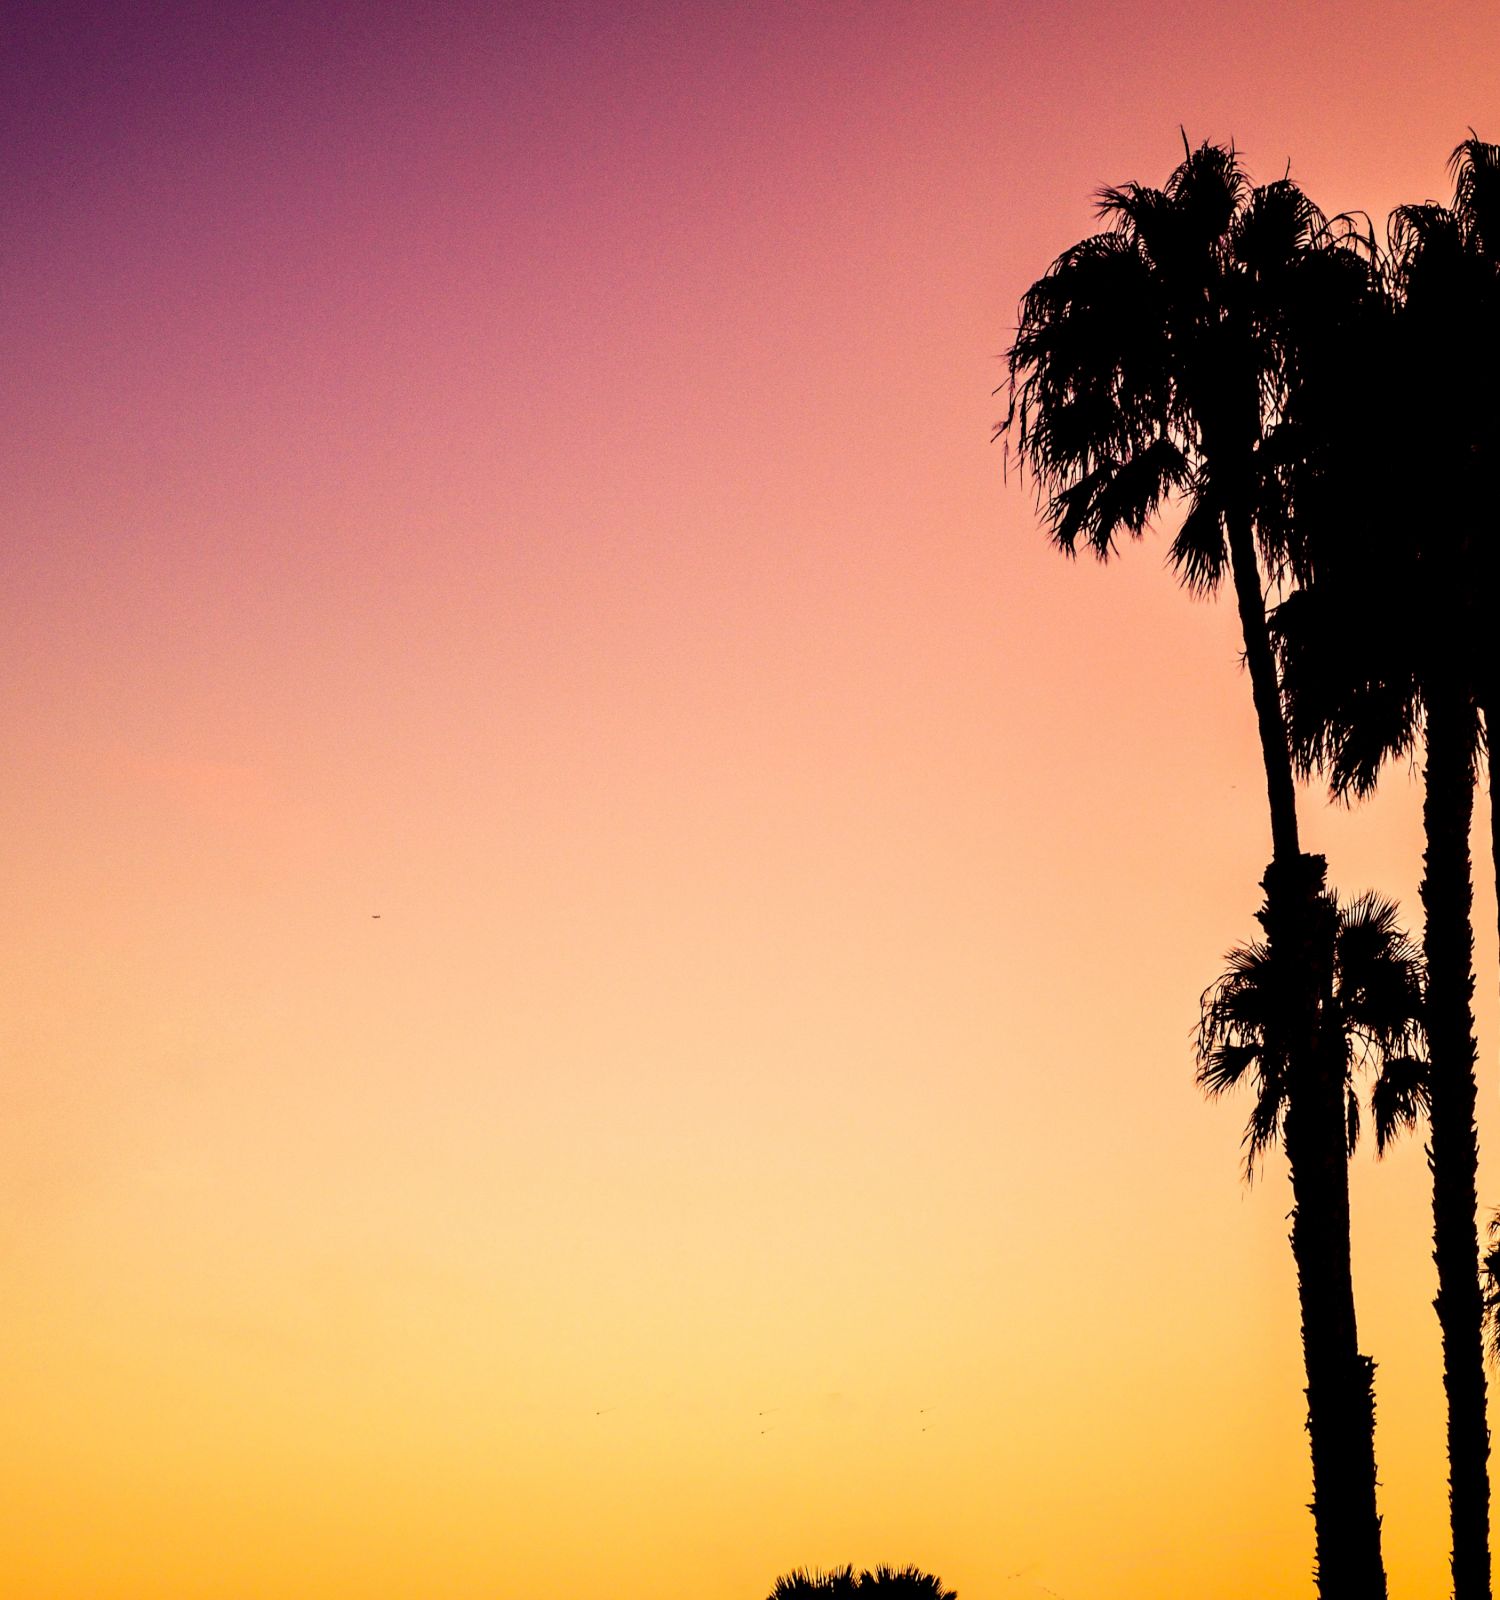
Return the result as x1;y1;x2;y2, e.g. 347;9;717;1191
1448;136;1500;265
1483;1211;1500;1363
1197;937;1290;1179
1199;939;1280;1047
1168;473;1227;593
1164;139;1246;244
1272;585;1421;800
1389;200;1465;281
1232;177;1327;290
1048;437;1190;556
1371;1056;1432;1157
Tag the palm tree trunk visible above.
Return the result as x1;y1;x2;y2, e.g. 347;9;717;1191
1422;681;1491;1600
1281;1031;1386;1599
1488;698;1500;978
1226;513;1302;865
1228;510;1387;1599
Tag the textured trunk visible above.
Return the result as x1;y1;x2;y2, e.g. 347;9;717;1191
1280;1010;1386;1600
1226;511;1302;865
1489;697;1500;979
1226;508;1387;1598
1422;682;1491;1600
1259;864;1387;1600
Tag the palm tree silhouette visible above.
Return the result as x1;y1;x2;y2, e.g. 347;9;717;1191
1198;890;1426;1175
767;1567;955;1600
1440;141;1500;998
1003;138;1386;1597
1272;137;1500;1600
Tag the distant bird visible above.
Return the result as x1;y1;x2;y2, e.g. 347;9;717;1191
371;914;381;919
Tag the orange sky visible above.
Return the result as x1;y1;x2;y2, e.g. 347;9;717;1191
4;4;1500;1597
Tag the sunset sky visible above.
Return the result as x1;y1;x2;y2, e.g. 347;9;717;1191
5;4;1500;1597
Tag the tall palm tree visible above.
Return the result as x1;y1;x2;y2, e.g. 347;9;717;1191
1273;137;1500;1600
1003;139;1386;1597
1443;141;1500;995
1439;160;1500;1600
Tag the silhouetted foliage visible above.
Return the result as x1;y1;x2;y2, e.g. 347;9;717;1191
1269;135;1500;1600
769;1568;859;1600
1483;1214;1500;1365
1198;891;1426;1180
767;1567;954;1600
1003;136;1388;1600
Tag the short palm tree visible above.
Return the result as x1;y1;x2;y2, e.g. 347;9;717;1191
1003;138;1386;1597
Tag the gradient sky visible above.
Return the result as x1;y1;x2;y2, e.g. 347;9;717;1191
5;4;1500;1597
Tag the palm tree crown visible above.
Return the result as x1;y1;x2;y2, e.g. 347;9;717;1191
1198;891;1426;1178
1003;140;1367;584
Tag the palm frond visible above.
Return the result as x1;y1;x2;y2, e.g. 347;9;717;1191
1484;1209;1500;1364
1233;178;1327;279
1334;892;1426;1050
1449;136;1500;258
858;1566;958;1600
1272;585;1421;800
770;1568;859;1599
1371;1057;1431;1157
1168;480;1228;593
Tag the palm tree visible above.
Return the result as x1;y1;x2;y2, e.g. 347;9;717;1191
1198;890;1427;1172
1443;141;1500;998
1273;138;1500;1600
1002;138;1387;1597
